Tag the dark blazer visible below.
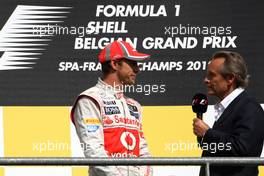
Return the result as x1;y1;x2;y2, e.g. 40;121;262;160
199;91;264;176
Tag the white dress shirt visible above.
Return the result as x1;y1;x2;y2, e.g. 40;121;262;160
214;87;244;122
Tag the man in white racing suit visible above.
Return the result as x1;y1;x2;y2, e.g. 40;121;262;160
71;40;153;176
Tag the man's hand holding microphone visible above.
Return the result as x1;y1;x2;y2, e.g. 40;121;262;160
192;93;210;137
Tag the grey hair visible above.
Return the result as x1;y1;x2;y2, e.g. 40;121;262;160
212;51;250;88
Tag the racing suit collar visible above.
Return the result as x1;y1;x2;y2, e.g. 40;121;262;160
97;78;124;99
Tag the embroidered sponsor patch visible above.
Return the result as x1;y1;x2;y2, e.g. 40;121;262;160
129;110;139;119
104;106;121;115
127;104;138;112
103;100;116;105
103;116;114;125
83;118;100;124
127;104;139;119
86;125;99;132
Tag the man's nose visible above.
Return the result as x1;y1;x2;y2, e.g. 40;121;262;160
204;77;210;84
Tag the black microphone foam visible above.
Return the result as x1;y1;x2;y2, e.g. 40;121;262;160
192;93;208;119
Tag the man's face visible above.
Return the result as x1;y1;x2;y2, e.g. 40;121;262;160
116;59;140;85
204;58;231;100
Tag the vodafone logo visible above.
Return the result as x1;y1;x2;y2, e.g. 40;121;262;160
120;131;136;150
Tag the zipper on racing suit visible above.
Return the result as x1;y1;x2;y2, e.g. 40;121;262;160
120;99;130;176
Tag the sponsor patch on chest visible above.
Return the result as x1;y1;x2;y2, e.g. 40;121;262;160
103;100;116;105
104;106;121;115
127;104;139;119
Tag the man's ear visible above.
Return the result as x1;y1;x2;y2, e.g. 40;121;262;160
226;74;236;86
110;60;120;71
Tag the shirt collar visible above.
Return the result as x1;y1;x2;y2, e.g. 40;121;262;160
213;87;244;121
220;87;244;109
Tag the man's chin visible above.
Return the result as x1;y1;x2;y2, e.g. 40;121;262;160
128;78;136;85
122;80;135;86
127;81;135;85
207;89;215;96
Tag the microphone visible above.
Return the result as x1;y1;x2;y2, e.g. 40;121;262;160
192;93;208;119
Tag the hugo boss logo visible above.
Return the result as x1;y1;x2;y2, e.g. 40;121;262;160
104;106;121;115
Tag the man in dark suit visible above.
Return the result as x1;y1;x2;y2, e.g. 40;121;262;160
193;51;264;176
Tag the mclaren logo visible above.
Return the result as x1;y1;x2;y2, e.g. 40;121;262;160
0;5;71;70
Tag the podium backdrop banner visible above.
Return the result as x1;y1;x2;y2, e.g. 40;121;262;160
0;0;264;106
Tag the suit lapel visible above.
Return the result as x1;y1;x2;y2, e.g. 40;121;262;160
213;91;247;127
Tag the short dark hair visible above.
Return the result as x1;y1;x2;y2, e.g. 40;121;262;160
101;60;123;76
212;51;249;88
101;61;112;75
